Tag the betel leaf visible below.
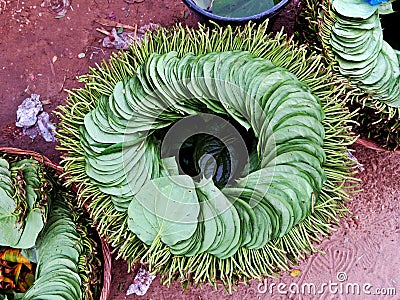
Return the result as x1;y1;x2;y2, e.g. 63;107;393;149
0;188;21;246
14;211;44;249
378;2;394;15
395;49;400;61
211;0;276;18
160;156;180;176
128;175;200;247
21;248;37;264
332;0;378;19
0;159;48;250
0;188;44;250
192;0;213;10
57;19;358;287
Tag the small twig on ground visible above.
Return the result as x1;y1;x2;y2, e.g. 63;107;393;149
133;23;137;40
86;46;106;56
49;59;55;77
96;27;111;35
59;75;66;93
85;46;106;60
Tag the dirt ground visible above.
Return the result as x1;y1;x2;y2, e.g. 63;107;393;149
0;0;399;299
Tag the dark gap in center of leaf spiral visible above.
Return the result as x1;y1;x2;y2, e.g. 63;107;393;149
156;114;257;189
381;1;400;51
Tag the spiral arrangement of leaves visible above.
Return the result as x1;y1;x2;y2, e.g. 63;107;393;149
301;0;400;150
57;21;358;290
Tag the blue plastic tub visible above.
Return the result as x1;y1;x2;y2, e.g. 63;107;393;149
182;0;291;25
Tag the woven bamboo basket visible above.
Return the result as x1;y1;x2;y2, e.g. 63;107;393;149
0;147;112;300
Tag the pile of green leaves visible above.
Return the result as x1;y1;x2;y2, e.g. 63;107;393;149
57;21;358;290
0;156;102;300
79;49;327;259
300;0;400;149
0;158;49;250
22;199;84;300
68;195;102;300
330;0;400;107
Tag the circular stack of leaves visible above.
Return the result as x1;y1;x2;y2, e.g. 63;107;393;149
301;0;400;149
80;50;327;260
57;21;358;290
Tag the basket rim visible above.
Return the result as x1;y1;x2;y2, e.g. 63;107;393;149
0;147;112;300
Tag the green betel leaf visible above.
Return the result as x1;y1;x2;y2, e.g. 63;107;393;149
332;0;377;19
0;186;45;249
16;211;45;249
212;0;276;18
23;196;84;300
0;188;21;246
193;0;213;10
128;175;200;247
160;157;180;176
378;2;394;14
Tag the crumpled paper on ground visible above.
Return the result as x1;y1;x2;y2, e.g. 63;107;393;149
102;23;160;50
126;268;155;296
102;28;139;50
16;94;43;127
15;94;56;142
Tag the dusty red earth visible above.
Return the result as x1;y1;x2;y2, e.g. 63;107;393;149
1;0;399;299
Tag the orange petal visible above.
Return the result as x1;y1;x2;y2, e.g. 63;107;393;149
290;269;301;277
